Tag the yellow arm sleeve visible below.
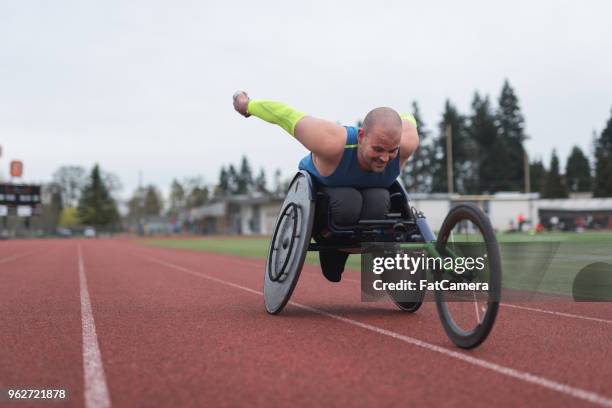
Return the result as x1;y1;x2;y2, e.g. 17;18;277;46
247;99;306;137
400;113;418;127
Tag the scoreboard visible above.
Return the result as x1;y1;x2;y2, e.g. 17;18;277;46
0;184;42;206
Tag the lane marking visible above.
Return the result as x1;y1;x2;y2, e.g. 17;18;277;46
135;247;612;326
141;254;612;408
78;244;112;408
500;303;612;325
205;257;612;326
0;251;39;265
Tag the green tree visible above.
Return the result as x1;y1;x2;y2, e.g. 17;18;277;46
529;158;546;195
254;168;268;194
127;187;145;221
59;207;80;228
431;100;473;193
542;150;568;198
467;93;500;193
168;179;185;216
77;164;119;227
401;101;434;193
144;185;163;216
565;146;591;192
216;166;230;196
593;109;612;197
183;177;209;209
228;165;239;194
496;79;527;191
237;156;253;194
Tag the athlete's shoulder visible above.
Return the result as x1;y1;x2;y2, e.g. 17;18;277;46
343;126;358;146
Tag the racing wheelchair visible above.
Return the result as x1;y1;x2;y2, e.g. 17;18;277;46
264;171;502;349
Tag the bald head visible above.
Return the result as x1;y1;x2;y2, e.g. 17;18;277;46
362;107;402;137
356;107;402;173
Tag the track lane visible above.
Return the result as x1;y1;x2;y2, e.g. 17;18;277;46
0;241;83;407
83;240;610;407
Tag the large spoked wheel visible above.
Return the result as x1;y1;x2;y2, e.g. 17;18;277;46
264;172;315;314
434;203;502;349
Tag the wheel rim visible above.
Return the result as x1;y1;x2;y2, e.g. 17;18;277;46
436;211;498;337
268;203;301;282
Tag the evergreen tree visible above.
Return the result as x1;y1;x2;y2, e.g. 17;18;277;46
168;179;185;215
496;79;527;191
183;177;209;209
237;156;253;194
529;158;546;195
593;109;612;197
467;93;499;193
144;185;163;216
77;164;119;227
228;165;239;194
431;100;472;193
565;146;591;192
254;168;268;194
216;166;229;196
542;150;568;198
127;187;146;220
401;101;434;193
186;186;209;208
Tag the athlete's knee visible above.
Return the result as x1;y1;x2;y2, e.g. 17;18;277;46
360;188;390;220
322;187;362;226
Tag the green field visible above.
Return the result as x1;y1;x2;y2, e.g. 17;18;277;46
144;231;612;298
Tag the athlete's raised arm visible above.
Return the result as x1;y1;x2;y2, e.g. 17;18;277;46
398;113;419;168
232;91;346;162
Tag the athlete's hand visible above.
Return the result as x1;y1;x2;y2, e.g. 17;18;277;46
233;91;251;117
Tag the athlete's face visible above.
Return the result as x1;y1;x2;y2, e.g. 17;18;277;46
357;126;401;173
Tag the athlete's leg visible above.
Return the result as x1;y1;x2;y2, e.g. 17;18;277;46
320;186;362;226
359;188;391;219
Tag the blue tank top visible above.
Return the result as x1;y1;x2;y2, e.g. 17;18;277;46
298;126;400;188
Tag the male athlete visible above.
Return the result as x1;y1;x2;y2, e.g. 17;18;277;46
233;91;419;281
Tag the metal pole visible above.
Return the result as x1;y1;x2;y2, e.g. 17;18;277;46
446;124;454;194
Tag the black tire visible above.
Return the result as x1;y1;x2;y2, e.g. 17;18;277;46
386;265;425;313
434;203;501;349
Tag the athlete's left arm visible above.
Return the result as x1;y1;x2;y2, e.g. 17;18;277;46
399;115;419;168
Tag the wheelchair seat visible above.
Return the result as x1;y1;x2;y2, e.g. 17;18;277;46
308;174;424;250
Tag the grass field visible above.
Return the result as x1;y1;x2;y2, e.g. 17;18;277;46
143;231;612;298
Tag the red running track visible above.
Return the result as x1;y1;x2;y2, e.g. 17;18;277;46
0;238;611;407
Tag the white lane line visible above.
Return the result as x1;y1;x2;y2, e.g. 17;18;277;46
136;247;612;326
500;304;612;325
228;258;612;325
0;251;38;265
142;254;612;408
78;244;111;408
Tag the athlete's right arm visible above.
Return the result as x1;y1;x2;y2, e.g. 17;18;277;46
233;91;345;161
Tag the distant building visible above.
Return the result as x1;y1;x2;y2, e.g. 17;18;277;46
183;194;283;235
181;190;612;236
411;192;612;232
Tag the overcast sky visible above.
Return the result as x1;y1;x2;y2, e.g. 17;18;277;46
1;0;611;199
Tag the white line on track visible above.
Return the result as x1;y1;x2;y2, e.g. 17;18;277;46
222;257;612;326
0;251;38;265
78;244;111;408
141;254;612;408
500;303;612;325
